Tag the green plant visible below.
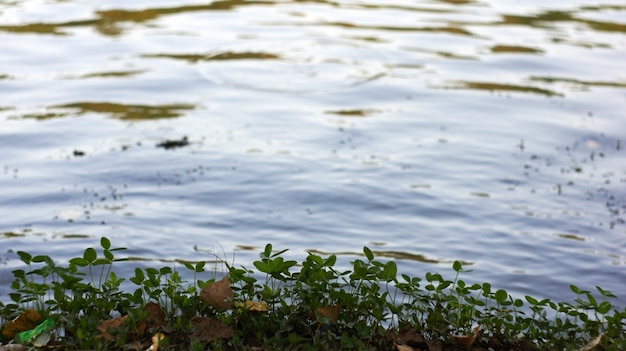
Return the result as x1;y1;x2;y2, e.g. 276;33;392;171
1;238;625;350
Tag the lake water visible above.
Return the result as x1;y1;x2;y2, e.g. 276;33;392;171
1;0;625;308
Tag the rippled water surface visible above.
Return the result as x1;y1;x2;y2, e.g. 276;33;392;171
1;0;625;306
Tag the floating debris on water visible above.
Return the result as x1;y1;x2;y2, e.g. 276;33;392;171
157;136;189;149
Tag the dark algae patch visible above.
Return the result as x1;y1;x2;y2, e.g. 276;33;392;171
1;238;624;350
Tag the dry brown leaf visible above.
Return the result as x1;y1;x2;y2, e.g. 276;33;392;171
190;316;234;343
137;302;165;335
426;339;443;351
396;327;427;349
125;339;149;351
311;304;341;324
395;343;415;351
234;300;268;312
577;333;605;351
1;309;42;339
97;315;128;341
200;276;233;310
452;324;481;349
146;333;165;351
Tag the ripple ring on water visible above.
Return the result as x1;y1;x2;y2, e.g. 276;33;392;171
196;37;390;94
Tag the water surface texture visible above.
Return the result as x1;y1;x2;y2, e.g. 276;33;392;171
1;0;625;306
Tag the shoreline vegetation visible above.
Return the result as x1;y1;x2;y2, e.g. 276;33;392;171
1;237;624;350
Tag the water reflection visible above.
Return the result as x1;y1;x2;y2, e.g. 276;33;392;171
402;47;477;60
78;70;148;79
289;21;475;36
490;45;544;54
0;231;27;239
0;1;276;36
51;102;196;120
445;81;563;97
324;109;381;117
0;1;624;37
497;10;626;34
556;233;586;242
143;52;282;63
18;112;72;121
528;76;626;89
195;37;389;93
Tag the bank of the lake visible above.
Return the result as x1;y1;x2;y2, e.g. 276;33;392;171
1;239;625;350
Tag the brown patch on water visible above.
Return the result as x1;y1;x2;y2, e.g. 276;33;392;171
497;9;626;34
143;52;281;63
446;81;563;97
530;76;626;88
325;109;381;117
0;0;275;36
53;102;195;120
490;45;544;54
79;70;148;78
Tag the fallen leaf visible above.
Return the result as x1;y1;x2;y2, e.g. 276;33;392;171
1;309;42;339
97;315;128;341
396;327;427;349
190;316;234;343
145;333;165;351
126;339;148;351
234;300;268;312
577;333;604;351
137;302;165;335
452;324;481;349
395;343;414;351
200;276;233;310
426;339;443;351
